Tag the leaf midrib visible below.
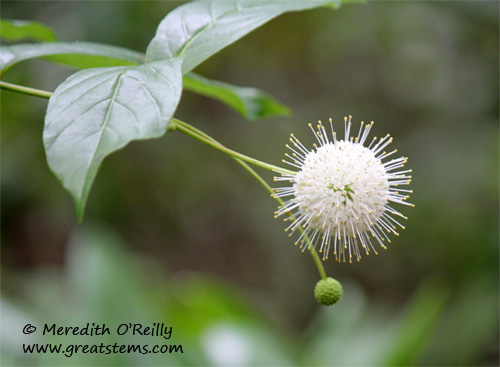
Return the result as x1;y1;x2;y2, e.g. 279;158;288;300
175;3;255;59
82;70;126;197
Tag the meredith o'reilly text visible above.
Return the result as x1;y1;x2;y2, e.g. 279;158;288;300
43;323;173;340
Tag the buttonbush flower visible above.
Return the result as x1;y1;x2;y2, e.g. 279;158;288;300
273;116;413;262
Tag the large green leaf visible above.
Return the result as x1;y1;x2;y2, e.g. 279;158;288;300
0;19;57;42
184;72;290;120
0;42;145;76
43;58;183;220
146;0;339;74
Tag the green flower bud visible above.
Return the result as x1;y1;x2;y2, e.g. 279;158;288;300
314;277;343;306
167;122;176;132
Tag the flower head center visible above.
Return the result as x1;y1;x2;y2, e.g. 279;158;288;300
327;183;354;203
293;141;389;236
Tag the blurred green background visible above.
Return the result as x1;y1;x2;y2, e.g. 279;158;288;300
1;1;498;366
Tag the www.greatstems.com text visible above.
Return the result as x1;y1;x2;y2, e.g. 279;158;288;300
23;342;183;357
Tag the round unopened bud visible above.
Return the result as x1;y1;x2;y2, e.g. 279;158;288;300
167;123;176;132
314;277;343;306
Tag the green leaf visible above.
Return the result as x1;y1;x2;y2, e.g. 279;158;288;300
146;0;340;74
43;58;183;220
0;19;58;42
0;42;145;76
183;73;290;120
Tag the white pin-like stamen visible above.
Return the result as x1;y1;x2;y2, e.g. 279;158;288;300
275;116;413;262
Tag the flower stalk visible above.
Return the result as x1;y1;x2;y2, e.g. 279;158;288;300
171;118;328;280
172;119;294;175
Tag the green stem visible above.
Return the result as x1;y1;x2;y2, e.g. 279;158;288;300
173;119;294;175
0;82;327;279
0;81;52;99
171;118;327;280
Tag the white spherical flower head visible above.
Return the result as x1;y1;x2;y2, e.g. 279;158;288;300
274;116;413;262
295;141;388;236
